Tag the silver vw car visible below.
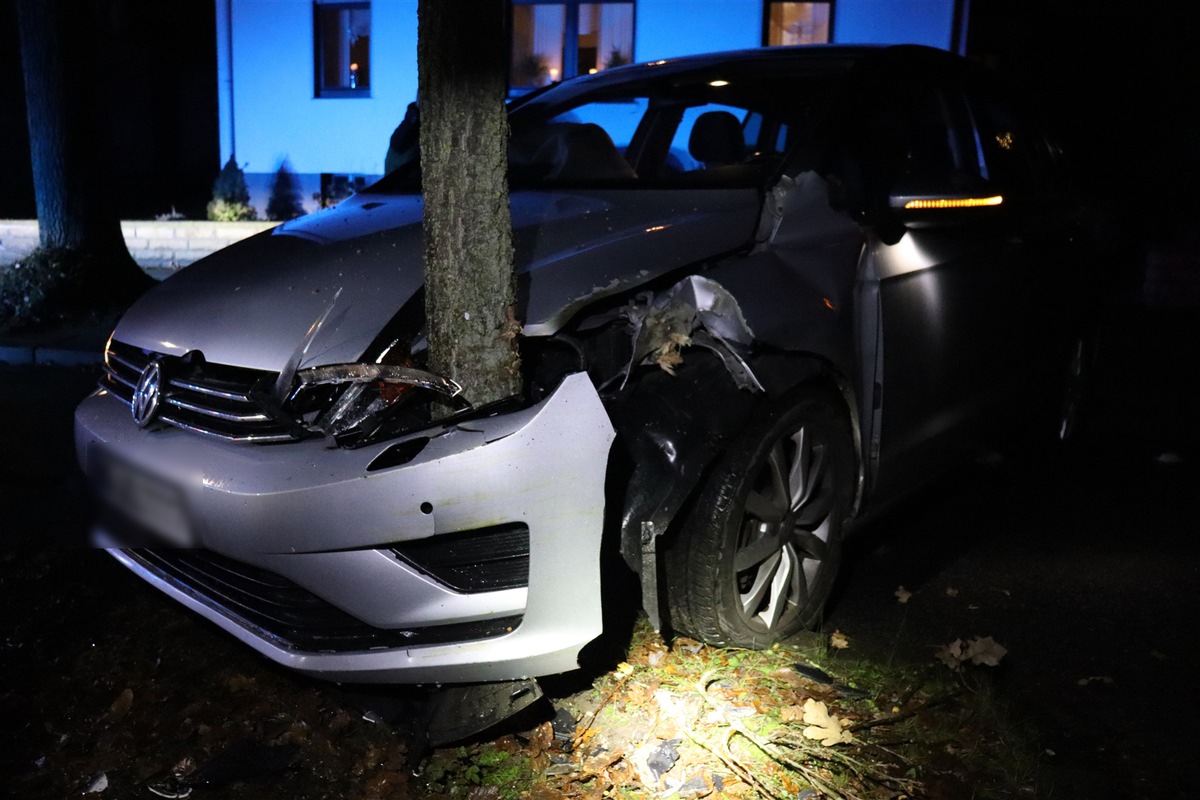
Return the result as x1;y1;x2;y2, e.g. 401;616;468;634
75;45;1085;684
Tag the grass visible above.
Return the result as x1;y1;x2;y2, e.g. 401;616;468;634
415;618;1046;799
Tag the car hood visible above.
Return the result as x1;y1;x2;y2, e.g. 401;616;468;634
112;188;761;373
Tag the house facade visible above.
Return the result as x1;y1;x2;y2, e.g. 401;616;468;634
216;0;966;216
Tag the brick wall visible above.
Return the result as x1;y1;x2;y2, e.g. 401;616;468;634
0;220;278;272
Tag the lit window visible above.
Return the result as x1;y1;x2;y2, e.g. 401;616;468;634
764;1;832;46
315;1;371;97
511;1;635;89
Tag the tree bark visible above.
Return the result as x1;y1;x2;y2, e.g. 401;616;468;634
12;0;145;305
418;0;521;406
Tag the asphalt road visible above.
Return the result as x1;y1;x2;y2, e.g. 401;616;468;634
1;301;1196;799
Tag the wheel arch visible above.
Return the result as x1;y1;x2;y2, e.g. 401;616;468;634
608;347;864;582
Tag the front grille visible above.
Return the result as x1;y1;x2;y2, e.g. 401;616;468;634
125;548;523;654
391;523;530;592
103;340;299;443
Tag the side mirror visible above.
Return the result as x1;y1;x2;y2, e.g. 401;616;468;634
887;174;1004;223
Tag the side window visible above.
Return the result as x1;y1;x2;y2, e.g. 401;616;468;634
549;98;649;152
869;87;975;183
510;98;646;183
966;89;1041;197
668;103;753;172
817;83;978;213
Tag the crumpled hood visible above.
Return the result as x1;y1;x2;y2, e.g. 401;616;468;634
112;188;761;373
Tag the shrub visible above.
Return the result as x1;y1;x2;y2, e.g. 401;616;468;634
208;156;257;221
266;161;305;221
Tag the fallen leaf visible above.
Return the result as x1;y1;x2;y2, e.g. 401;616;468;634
105;688;134;723
800;698;853;746
936;636;1007;670
935;639;966;671
895;586;912;604
964;636;1007;666
829;630;850;650
1077;676;1115;686
781;704;805;723
530;721;554;755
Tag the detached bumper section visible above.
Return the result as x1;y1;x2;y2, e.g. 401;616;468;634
75;373;615;683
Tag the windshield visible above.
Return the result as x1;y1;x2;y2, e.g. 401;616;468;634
368;56;854;194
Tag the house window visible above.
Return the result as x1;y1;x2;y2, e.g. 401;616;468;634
511;1;635;89
764;2;832;46
315;1;371;97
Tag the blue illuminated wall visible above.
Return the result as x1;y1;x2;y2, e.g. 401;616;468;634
217;0;957;214
834;0;956;47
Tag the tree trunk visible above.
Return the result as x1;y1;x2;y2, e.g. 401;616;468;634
418;0;521;406
7;0;148;330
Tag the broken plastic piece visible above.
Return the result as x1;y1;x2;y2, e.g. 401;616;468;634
645;737;682;780
422;679;544;747
146;775;192;799
551;707;577;745
83;772;108;794
792;662;870;698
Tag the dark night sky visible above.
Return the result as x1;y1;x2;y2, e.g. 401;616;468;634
1;0;218;220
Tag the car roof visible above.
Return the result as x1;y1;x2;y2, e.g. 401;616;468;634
508;44;962;109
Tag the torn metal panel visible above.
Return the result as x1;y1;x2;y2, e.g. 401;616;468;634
608;353;762;574
621;275;764;392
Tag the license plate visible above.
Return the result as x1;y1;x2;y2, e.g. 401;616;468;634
88;446;195;547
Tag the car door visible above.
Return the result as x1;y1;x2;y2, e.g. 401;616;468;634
841;70;1039;502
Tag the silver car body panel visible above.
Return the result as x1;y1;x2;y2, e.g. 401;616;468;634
110;189;760;373
76;372;616;683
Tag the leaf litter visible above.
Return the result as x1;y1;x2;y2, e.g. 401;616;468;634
2;542;1040;800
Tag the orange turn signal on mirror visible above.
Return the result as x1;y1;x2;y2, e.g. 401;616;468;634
903;195;1004;210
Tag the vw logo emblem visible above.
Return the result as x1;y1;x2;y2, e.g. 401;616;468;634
132;360;164;428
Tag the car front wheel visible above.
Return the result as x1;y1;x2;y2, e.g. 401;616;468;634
666;385;855;648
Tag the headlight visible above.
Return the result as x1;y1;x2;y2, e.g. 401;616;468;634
291;363;463;437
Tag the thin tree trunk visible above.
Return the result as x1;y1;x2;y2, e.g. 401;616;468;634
418;0;521;406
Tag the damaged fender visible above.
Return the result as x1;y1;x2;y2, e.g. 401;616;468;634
604;277;769;628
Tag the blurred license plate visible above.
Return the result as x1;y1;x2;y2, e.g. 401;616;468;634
88;446;195;547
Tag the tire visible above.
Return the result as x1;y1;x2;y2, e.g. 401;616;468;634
666;385;856;648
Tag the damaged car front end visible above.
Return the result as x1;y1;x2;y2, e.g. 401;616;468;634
76;44;1085;684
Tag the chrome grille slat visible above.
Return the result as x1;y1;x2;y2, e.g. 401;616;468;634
158;413;297;443
166;396;271;423
101;339;301;444
168;378;251;402
105;367;136;390
107;351;142;373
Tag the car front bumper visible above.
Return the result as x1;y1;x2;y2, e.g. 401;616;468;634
74;372;615;684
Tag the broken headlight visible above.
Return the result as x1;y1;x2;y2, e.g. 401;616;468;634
290;362;465;441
